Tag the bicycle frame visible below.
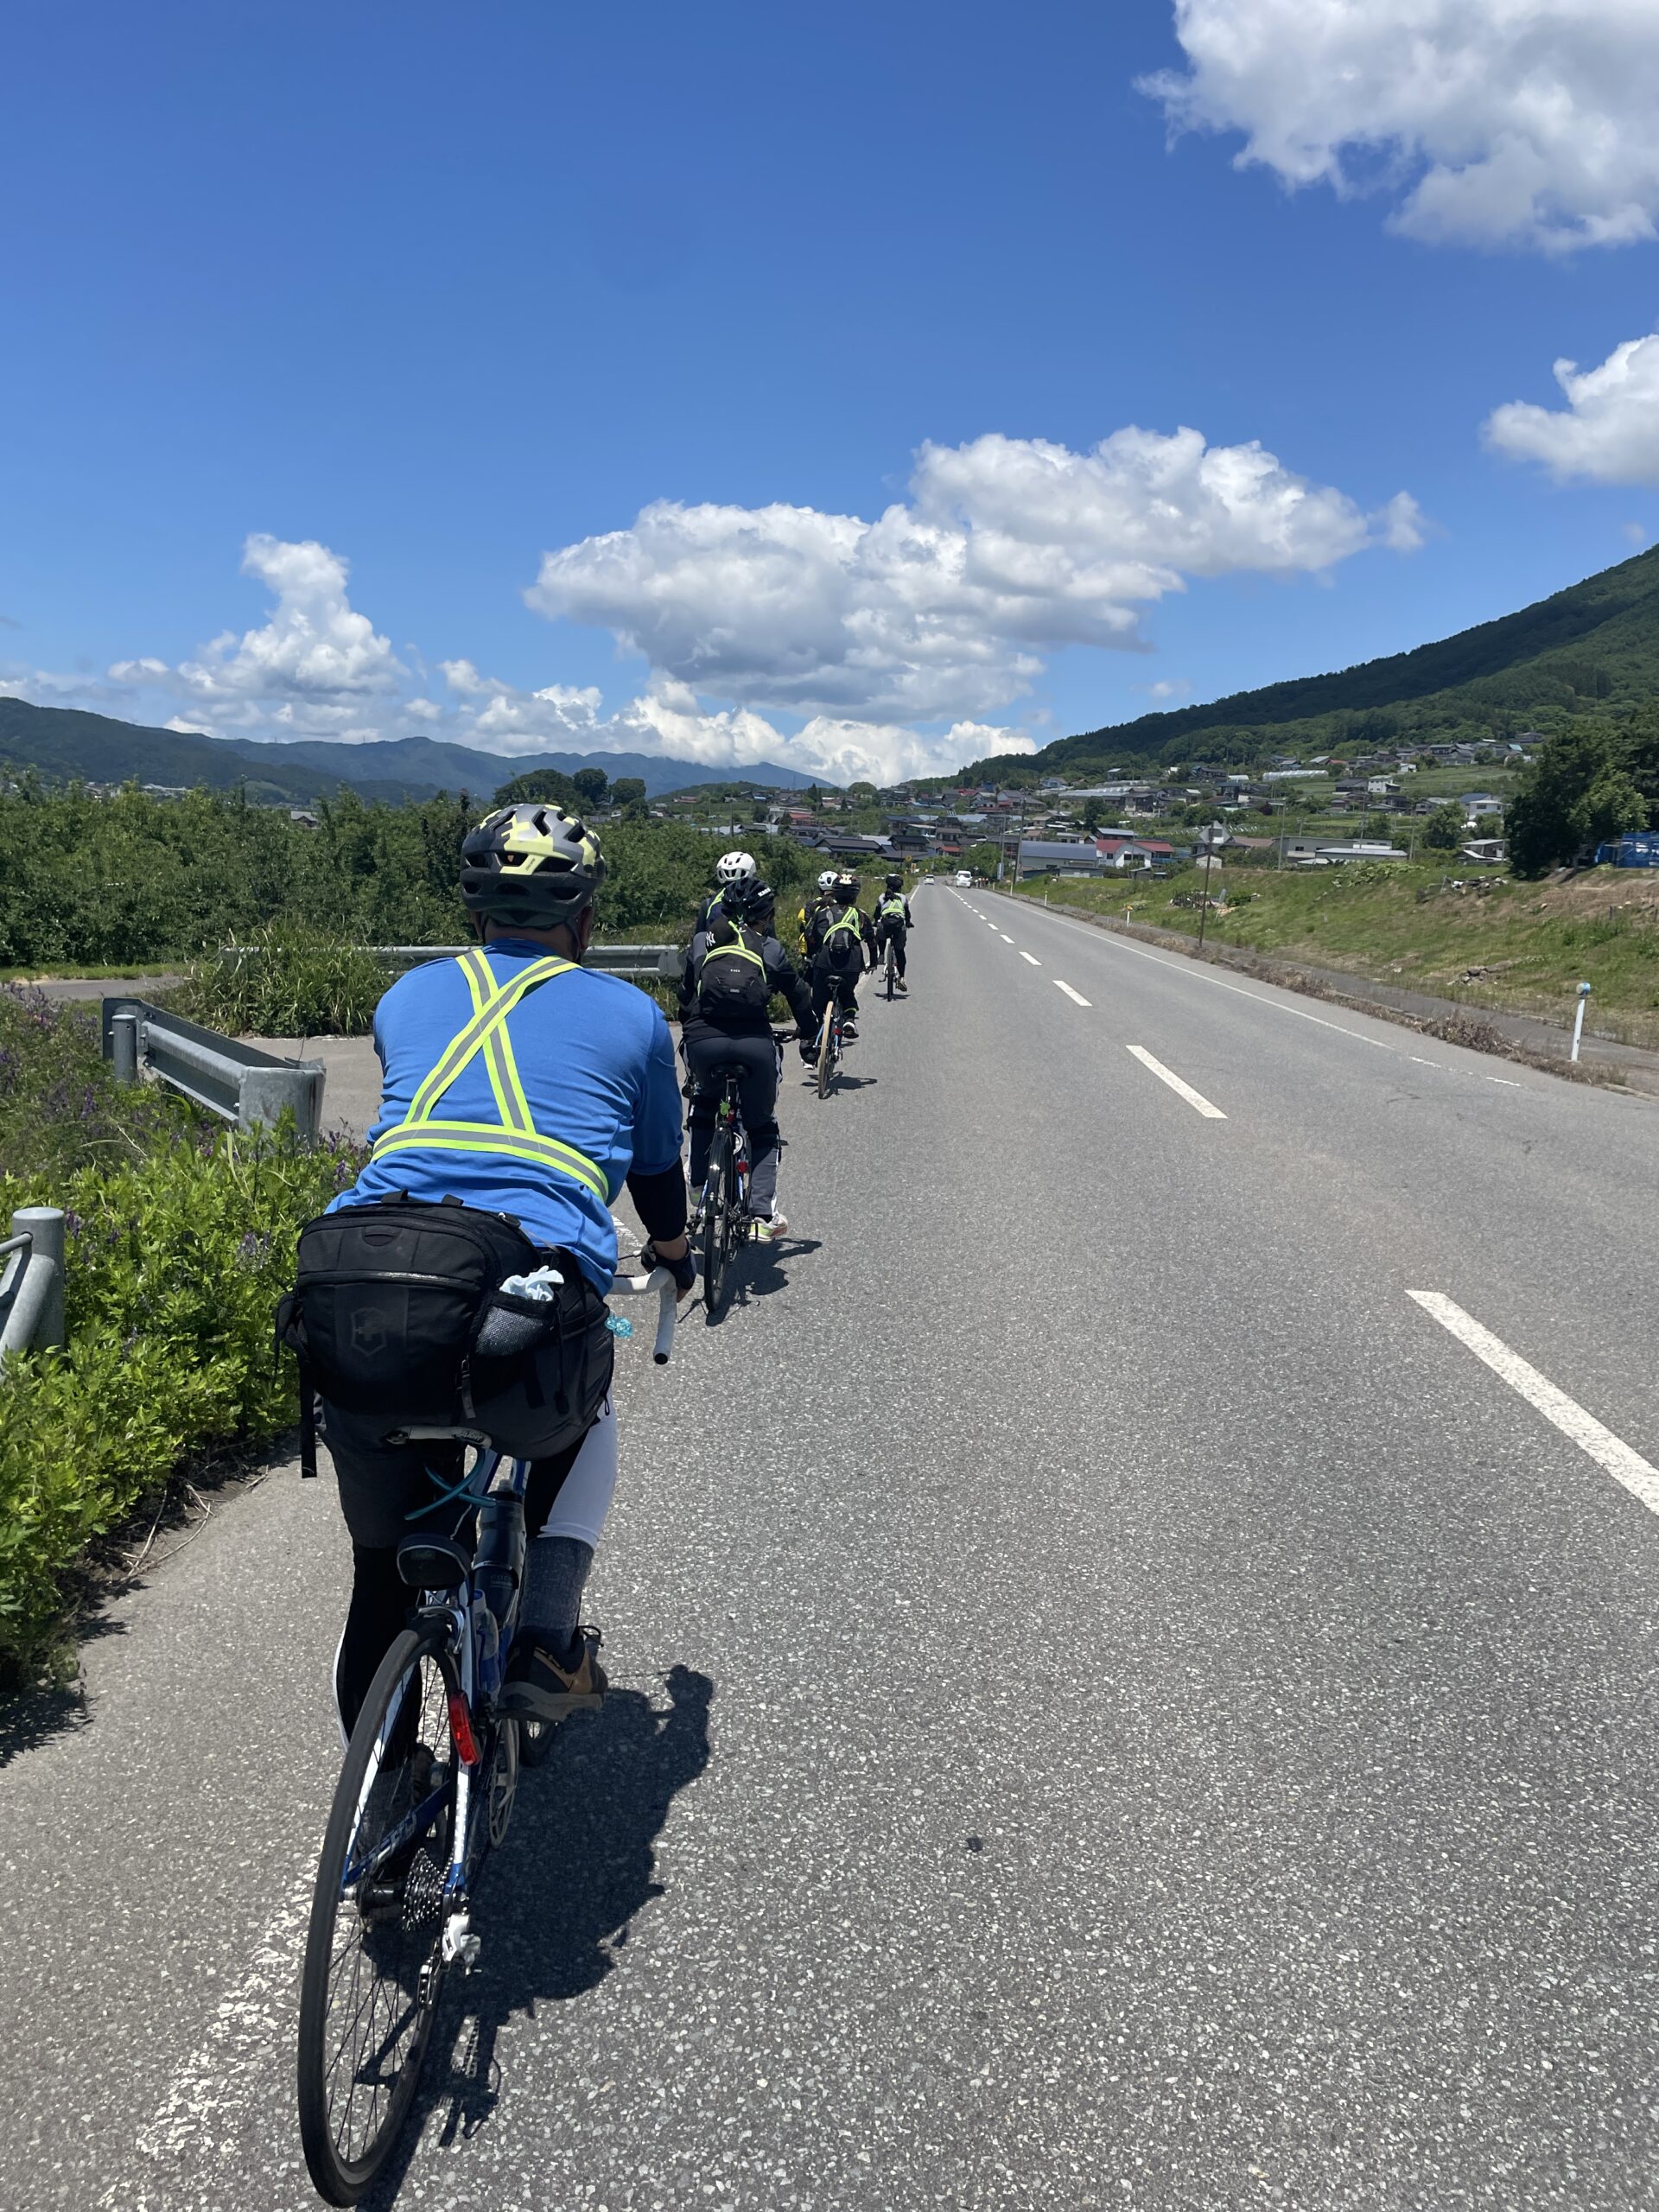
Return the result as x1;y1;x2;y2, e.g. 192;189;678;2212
382;1267;677;1970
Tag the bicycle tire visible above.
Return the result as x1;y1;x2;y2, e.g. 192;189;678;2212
817;1011;834;1100
297;1619;457;2205
702;1129;729;1309
886;944;895;1001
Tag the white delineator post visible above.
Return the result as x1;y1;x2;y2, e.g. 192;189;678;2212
1571;981;1591;1063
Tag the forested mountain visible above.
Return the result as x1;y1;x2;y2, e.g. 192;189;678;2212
0;699;823;802
967;542;1659;781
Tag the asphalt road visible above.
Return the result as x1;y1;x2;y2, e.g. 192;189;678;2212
3;880;1656;2210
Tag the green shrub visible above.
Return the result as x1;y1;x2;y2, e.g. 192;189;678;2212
0;1122;363;1681
175;922;391;1037
0;985;193;1180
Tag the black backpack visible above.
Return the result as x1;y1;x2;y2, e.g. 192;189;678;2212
817;902;864;971
275;1194;610;1472
695;914;772;1021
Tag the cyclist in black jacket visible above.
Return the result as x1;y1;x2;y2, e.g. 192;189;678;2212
803;871;876;1046
872;873;913;990
677;878;814;1240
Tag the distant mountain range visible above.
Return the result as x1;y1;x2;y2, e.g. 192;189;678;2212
0;701;825;803
963;540;1659;782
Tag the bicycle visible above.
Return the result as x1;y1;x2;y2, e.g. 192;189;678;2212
815;997;844;1100
296;1268;677;2206
881;933;899;1001
691;1028;793;1313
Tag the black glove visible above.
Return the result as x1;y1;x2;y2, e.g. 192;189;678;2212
641;1242;698;1297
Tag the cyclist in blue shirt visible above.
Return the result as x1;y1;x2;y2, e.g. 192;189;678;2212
321;804;696;1732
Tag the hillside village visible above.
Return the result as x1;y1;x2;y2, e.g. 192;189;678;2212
656;730;1543;881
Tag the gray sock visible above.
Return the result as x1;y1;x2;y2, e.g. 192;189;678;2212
522;1535;594;1658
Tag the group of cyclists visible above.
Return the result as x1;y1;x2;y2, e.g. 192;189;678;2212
308;803;913;1739
289;804;920;2187
677;847;913;1243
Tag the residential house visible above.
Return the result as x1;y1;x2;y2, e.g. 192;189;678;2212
1017;837;1109;879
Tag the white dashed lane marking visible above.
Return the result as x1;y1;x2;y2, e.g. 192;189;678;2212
1408;1291;1659;1518
1054;980;1091;1007
1020;951;1040;966
1126;1045;1227;1120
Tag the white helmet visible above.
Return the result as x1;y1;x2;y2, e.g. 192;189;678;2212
716;850;758;889
817;868;837;893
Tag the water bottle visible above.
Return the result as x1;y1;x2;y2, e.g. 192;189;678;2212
474;1493;524;1641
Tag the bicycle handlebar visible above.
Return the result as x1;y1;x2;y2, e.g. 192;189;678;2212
606;1265;677;1364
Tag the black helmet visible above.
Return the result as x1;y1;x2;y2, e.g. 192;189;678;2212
460;804;606;929
835;871;860;900
885;873;902;890
747;878;776;924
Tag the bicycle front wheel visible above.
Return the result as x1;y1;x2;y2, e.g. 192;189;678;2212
297;1619;457;2205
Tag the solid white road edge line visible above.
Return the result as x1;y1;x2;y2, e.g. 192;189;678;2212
1054;980;1091;1007
1010;899;1396;1050
1126;1045;1228;1120
1020;950;1040;966
1408;1291;1659;1518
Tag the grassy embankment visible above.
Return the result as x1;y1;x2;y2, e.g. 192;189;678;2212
1014;862;1659;1047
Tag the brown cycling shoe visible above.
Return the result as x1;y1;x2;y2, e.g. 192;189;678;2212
499;1626;607;1720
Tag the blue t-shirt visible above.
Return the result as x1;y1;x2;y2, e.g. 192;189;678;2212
330;939;683;1294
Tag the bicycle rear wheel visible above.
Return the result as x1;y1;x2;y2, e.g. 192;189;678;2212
297;1619;456;2205
817;1012;834;1100
886;945;895;1000
701;1130;730;1308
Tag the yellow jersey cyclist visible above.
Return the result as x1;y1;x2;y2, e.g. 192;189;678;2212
312;804;697;1737
872;873;914;992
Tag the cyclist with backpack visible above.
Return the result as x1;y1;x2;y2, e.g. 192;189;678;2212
292;803;697;1739
677;873;814;1240
802;870;876;1051
796;868;838;957
873;873;913;991
695;849;762;931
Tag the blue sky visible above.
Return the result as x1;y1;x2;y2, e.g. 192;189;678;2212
3;0;1657;781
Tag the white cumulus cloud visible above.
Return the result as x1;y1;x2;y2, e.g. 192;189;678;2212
1484;329;1659;483
1143;0;1659;252
528;429;1415;723
111;534;404;734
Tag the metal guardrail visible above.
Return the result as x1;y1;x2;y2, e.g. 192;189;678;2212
101;999;326;1141
368;944;682;980
0;1207;66;1357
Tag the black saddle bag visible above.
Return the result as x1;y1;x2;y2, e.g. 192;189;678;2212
275;1195;612;1474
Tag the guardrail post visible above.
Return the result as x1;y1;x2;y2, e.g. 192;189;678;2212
237;1063;324;1143
8;1206;66;1352
111;1011;139;1084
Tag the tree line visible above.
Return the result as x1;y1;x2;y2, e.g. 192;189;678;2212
0;779;822;969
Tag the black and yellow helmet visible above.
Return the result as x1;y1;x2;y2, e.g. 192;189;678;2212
460;804;606;927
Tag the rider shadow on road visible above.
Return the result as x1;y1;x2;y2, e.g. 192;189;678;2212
367;1664;714;2200
702;1234;823;1323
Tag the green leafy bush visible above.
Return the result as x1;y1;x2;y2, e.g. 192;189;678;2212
0;985;193;1180
175;922;390;1037
0;1123;362;1681
0;987;365;1681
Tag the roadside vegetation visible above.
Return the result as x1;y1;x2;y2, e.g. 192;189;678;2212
0;986;361;1683
1016;861;1659;1046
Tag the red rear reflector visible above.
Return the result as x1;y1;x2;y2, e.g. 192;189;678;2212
448;1693;480;1768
